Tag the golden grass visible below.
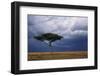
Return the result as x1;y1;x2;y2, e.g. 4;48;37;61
28;51;88;61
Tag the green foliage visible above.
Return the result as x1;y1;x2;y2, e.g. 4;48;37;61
34;33;63;46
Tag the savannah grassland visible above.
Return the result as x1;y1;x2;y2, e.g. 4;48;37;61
28;51;87;61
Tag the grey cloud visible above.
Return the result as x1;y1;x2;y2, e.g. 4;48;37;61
28;15;88;39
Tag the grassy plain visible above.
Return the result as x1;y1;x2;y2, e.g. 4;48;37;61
28;51;87;61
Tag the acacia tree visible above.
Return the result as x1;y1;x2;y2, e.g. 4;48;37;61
34;33;63;47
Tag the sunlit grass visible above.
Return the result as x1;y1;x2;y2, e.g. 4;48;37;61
28;51;87;61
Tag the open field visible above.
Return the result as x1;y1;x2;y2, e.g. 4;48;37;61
28;51;88;61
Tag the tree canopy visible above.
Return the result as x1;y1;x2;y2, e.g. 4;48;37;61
34;33;63;46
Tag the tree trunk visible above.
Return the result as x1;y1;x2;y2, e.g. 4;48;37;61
49;41;52;47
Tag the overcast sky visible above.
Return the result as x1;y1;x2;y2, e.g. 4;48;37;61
28;15;88;52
